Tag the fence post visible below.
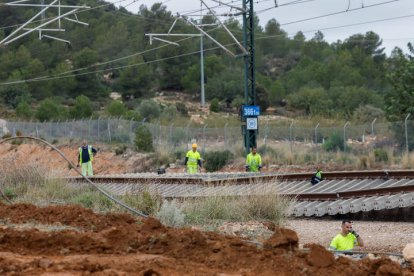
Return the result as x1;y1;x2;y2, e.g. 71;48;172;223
169;123;174;145
343;121;350;151
97;117;100;142
129;118;134;144
202;124;208;156
88;117;92;141
289;121;294;155
224;123;228;146
262;118;269;146
405;113;411;154
70;119;74;139
186;121;192;146
371;117;377;136
154;120;160;146
314;123;319;144
108;118;111;143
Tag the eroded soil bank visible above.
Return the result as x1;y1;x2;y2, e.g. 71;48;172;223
0;203;412;275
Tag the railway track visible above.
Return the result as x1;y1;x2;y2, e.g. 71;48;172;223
65;170;414;217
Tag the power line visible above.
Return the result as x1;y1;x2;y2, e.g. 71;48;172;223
2;10;414;86
0;0;410;85
255;13;414;41
4;23;223;82
0;0;133;31
256;0;400;26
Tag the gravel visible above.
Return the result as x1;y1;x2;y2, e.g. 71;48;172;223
285;219;414;253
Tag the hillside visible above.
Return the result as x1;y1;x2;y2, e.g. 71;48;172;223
1;0;413;124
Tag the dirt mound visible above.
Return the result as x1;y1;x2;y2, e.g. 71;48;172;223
0;202;138;232
0;203;412;275
0;143;145;176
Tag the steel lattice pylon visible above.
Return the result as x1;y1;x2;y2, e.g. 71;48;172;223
242;0;257;153
0;0;90;47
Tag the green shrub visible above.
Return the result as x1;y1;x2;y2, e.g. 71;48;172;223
106;100;127;117
210;98;220;112
15;101;33;119
123;188;163;216
231;97;244;109
3;188;17;200
176;102;188;116
69;95;93;119
115;145;127;155
160;105;178;122
156;200;185;227
171;128;186;146
353;104;385;123
71;191;113;210
124;110;143;121
35;98;67;122
323;132;345;152
138;99;160;121
134;124;153;152
204;150;233;172
374;148;388;162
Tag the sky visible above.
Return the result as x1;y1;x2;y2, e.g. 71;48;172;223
117;0;414;55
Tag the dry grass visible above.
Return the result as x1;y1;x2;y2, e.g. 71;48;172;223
0;163;161;214
401;152;414;169
180;180;294;226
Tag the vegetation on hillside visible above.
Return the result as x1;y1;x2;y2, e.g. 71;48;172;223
0;1;413;125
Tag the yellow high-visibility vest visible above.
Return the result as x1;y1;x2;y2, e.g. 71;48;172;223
79;145;94;164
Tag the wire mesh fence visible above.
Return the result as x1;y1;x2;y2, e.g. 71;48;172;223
1;118;414;154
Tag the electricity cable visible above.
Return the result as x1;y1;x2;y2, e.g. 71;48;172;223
3;10;413;87
0;135;149;218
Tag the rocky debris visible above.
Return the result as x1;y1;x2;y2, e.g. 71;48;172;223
263;227;298;251
0;203;412;275
305;244;335;268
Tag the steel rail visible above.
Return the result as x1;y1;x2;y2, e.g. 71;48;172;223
64;170;414;185
63;170;414;200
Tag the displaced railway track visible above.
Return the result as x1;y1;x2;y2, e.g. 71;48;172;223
66;170;414;199
65;170;414;217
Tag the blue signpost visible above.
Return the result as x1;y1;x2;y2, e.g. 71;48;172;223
242;105;259;152
242;105;260;117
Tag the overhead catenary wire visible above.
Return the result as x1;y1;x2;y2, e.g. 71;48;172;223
0;136;149;218
1;9;413;86
0;0;244;31
256;0;400;25
0;0;408;85
0;0;244;61
0;0;333;61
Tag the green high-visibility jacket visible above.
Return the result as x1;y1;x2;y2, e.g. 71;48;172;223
315;170;322;179
246;152;262;172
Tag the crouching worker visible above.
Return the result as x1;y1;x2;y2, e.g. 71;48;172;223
329;220;364;251
311;169;323;185
185;143;202;174
245;146;262;172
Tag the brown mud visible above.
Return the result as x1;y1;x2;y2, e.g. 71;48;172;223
0;203;412;275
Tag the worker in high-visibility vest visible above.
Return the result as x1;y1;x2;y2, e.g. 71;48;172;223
185;143;202;174
311;169;323;185
245;146;262;172
77;140;97;176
